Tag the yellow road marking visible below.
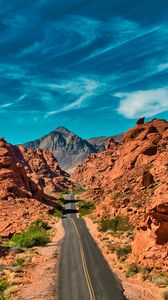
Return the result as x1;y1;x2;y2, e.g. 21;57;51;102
71;219;96;300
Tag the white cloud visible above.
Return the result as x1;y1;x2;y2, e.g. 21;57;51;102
0;103;12;108
46;77;101;117
116;88;168;118
157;63;168;72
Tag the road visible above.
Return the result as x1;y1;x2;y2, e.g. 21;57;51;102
58;193;126;300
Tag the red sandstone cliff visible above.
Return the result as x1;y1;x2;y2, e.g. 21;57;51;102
72;118;168;271
0;139;72;237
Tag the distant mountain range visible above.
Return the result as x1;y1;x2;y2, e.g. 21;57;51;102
23;127;123;173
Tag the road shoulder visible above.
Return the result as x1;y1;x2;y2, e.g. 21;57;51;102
84;216;162;300
14;219;64;300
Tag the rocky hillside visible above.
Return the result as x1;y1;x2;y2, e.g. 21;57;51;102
0;138;72;237
72;118;168;272
23;127;123;173
87;133;123;151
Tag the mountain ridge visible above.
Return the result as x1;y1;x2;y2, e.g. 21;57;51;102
23;126;124;173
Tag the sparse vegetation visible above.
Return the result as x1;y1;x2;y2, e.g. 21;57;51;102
135;201;142;208
11;230;49;248
125;263;140;277
11;219;50;248
73;187;86;195
152;272;168;287
141;267;152;280
53;202;64;218
29;219;51;231
3;285;19;299
58;197;65;205
99;216;133;233
0;280;9;299
116;244;132;260
78;200;95;216
12;257;25;267
113;192;122;199
61;189;69;194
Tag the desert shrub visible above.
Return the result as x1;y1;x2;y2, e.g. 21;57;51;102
78;200;95;216
61;189;69;194
3;285;19;299
53;202;64;218
54;209;63;218
11;229;49;248
73;187;85;195
11;219;50;248
113;192;122;199
29;219;51;231
0;280;9;299
152;273;168;287
126;263;140;277
135;202;142;208
141;267;152;280
116;245;132;260
10;246;25;254
99;216;132;232
58;197;65;205
12;258;25;267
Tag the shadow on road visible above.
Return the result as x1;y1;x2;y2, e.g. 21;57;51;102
63;200;79;205
62;208;78;217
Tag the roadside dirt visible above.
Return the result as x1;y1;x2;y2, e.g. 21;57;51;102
14;219;64;300
84;217;165;300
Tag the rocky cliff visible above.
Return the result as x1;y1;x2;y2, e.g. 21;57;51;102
23;127;123;173
0;138;72;237
72;118;168;271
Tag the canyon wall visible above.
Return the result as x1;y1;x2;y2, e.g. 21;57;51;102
0;138;72;237
72;118;168;271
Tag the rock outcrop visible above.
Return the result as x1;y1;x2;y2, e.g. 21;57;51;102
0;139;72;237
72;118;168;271
18;146;71;195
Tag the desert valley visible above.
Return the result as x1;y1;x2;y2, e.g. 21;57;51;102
0;117;168;300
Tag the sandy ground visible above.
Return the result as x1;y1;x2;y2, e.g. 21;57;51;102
84;217;164;300
14;219;64;300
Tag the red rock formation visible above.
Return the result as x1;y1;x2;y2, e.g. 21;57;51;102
0;139;72;237
136;117;145;125
72;119;168;271
18;146;71;196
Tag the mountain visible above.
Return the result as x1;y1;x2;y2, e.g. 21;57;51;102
87;133;124;151
23;127;123;173
72;118;168;273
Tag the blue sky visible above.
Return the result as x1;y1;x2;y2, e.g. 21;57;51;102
0;0;168;143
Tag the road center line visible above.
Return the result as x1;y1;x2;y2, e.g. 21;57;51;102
71;219;96;300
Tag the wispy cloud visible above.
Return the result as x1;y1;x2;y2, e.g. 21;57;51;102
79;18;162;63
0;94;27;111
46;76;101;117
157;63;168;72
116;88;168;118
38;16;101;61
0;102;13;108
0;64;27;80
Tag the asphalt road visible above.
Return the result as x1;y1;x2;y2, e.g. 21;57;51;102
58;194;126;300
